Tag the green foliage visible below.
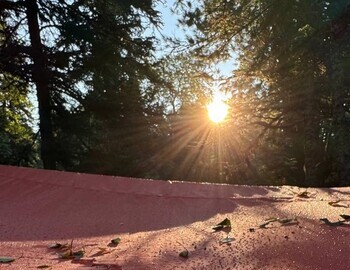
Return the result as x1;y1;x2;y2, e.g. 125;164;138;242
0;0;166;176
156;53;213;113
3;0;349;187
50;0;164;176
0;74;38;166
178;0;350;186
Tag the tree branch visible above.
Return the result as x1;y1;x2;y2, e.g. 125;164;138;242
0;0;26;11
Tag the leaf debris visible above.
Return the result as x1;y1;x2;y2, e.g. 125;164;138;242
340;214;350;220
320;218;347;227
288;189;314;198
110;238;121;245
220;237;234;245
297;191;312;198
212;218;232;231
59;249;85;260
179;250;189;258
58;240;85;260
0;257;15;263
37;265;50;269
328;200;349;208
49;243;68;250
259;217;298;228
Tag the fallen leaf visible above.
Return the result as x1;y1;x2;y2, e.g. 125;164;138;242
328;200;349;208
259;217;297;228
212;218;231;231
278;218;293;224
59;249;85;260
0;257;15;263
49;243;68;250
278;218;298;225
320;218;347;227
265;217;278;222
220;237;234;245
340;214;350;221
110;238;121;245
297;191;312;198
179;250;189;258
59;250;73;259
259;218;277;228
72;250;85;259
328;199;340;204
37;265;50;269
259;222;270;228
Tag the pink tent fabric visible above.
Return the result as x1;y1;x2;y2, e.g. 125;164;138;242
0;165;349;269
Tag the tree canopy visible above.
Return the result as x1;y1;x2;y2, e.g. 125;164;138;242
1;0;350;187
178;0;350;186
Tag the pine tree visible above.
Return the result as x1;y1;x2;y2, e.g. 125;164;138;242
0;0;163;175
178;0;350;186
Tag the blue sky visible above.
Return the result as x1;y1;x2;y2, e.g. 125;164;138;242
157;0;183;39
156;0;237;77
155;0;237;102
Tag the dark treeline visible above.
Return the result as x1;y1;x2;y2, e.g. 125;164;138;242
1;0;349;187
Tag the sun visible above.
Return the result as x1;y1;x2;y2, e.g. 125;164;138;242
207;98;229;123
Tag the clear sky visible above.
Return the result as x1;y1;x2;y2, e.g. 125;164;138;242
156;0;237;98
156;0;237;77
157;0;184;39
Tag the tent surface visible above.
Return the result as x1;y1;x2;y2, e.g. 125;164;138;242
0;165;349;269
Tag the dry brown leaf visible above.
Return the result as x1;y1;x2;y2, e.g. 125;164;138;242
328;200;349;208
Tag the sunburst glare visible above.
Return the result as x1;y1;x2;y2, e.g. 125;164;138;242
207;97;229;123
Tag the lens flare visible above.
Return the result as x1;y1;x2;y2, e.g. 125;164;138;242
207;99;228;123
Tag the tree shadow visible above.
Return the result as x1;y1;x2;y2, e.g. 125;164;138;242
119;207;350;269
0;165;276;241
2;175;349;269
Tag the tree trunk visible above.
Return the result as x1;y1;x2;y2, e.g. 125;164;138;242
329;22;350;186
25;0;56;169
303;121;320;187
303;69;322;187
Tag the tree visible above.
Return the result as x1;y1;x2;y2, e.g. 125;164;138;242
0;15;38;167
0;0;163;175
1;0;70;169
178;0;350;186
0;74;38;166
145;52;231;182
51;0;164;176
